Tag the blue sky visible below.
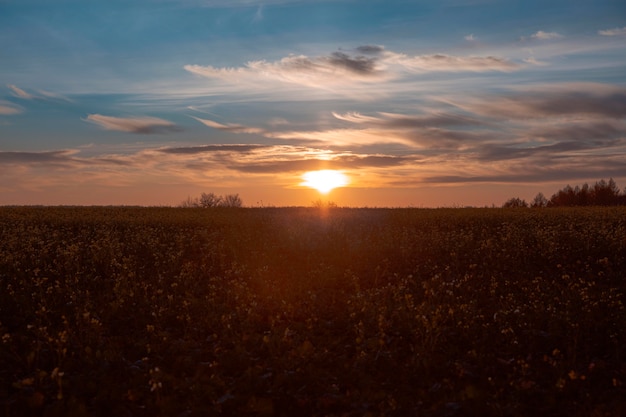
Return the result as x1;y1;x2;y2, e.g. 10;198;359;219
1;0;625;206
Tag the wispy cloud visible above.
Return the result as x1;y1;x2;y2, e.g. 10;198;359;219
7;84;35;99
0;150;77;165
231;154;413;174
0;101;23;115
191;116;264;134
268;112;490;149
7;84;71;102
159;144;268;154
185;49;388;89
530;30;563;40
355;45;385;55
392;53;519;72
85;114;182;134
333;111;484;128
184;46;520;91
598;26;626;36
447;83;626;119
523;57;548;66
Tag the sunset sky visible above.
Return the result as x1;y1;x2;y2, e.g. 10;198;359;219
1;0;625;207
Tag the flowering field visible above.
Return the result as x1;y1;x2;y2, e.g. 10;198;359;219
1;206;625;416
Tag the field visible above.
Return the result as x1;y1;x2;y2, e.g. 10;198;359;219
1;206;625;416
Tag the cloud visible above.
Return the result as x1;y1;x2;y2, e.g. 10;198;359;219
598;26;626;36
355;45;385;55
185;50;386;89
37;89;73;102
191;116;264;134
333;111;484;128
448;84;626;119
476;138;624;162
184;109;490;151
530;31;563;40
230;153;413;174
178;0;306;7
329;111;490;148
268;117;289;126
530;121;626;142
268;127;416;147
253;4;263;21
7;84;35;99
271;119;487;149
523;57;548;66
422;156;626;185
85;114;182;134
0;150;77;164
6;84;71;102
464;34;476;41
184;46;521;91
159;144;268;154
0;101;23;115
390;53;520;72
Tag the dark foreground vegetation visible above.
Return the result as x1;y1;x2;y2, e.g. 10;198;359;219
1;206;625;416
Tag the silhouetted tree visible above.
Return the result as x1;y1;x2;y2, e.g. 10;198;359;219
312;199;338;209
549;185;577;207
221;193;243;208
179;192;243;208
502;197;528;208
548;178;623;207
576;183;591;206
530;192;548;208
199;192;223;208
179;196;198;208
591;178;620;206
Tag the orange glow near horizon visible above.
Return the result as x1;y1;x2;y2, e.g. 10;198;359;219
301;170;349;194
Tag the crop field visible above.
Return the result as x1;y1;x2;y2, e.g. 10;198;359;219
0;206;625;416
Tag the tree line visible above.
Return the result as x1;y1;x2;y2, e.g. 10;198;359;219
179;192;243;208
503;178;626;208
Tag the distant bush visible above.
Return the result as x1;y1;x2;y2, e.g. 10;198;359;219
180;192;242;208
502;197;528;208
311;199;338;209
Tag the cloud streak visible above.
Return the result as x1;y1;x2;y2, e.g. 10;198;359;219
85;114;182;134
159;144;268;154
7;84;35;99
184;49;388;89
191;116;264;134
0;150;77;164
184;46;521;91
598;26;626;36
391;53;519;72
447;84;626;119
6;84;71;102
530;31;563;40
0;101;23;115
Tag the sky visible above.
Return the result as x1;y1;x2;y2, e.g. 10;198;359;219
1;0;625;207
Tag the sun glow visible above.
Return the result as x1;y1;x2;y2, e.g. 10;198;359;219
301;170;349;194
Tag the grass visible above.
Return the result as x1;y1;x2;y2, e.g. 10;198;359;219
0;206;625;416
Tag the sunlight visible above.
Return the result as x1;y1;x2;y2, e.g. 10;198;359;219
301;170;349;194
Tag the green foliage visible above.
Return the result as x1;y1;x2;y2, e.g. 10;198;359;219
1;206;625;416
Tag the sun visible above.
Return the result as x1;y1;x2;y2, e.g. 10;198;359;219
301;170;349;194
